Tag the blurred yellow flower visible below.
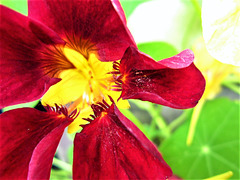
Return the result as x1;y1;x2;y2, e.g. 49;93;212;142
202;0;240;66
187;38;239;145
193;38;238;100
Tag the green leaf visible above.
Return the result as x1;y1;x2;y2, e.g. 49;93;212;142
2;100;39;112
138;41;178;60
0;0;28;15
120;0;150;19
160;98;239;179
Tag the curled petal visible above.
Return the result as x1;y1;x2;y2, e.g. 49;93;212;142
0;108;73;179
28;0;136;61
157;49;195;69
119;47;205;109
0;6;64;108
73;103;172;179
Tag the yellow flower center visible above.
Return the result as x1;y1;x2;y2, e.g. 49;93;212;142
41;46;129;133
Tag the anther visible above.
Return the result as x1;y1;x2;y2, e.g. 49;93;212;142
45;104;79;120
83;99;111;121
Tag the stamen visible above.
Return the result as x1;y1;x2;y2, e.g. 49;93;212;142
111;76;123;91
45;104;79;120
113;61;120;70
102;98;111;107
69;109;80;119
98;82;109;90
107;71;120;75
82;99;111;121
111;88;122;91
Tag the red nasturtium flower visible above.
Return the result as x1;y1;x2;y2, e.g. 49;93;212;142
0;0;205;179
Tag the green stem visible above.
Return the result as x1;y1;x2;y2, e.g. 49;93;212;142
186;100;205;146
129;100;170;138
149;117;157;139
155;116;169;134
204;171;233;180
120;109;149;137
168;109;191;132
149;105;170;138
222;83;240;95
52;157;72;173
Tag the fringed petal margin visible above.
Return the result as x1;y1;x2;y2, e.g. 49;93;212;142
28;0;136;61
0;6;64;108
73;102;172;179
0;108;73;179
119;47;206;109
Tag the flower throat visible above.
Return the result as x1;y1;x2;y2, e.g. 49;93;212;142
40;43;129;133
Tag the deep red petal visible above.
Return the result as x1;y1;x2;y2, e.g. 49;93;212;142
73;104;172;179
119;47;205;109
111;0;127;25
0;108;72;179
28;0;136;61
0;6;64;108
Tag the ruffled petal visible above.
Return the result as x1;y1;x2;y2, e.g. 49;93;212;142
28;0;136;61
0;108;73;179
73;103;172;179
119;47;205;109
0;6;64;108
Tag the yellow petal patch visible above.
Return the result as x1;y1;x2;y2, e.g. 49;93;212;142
68;106;92;134
202;0;240;66
107;90;130;109
89;53;113;79
42;69;88;106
